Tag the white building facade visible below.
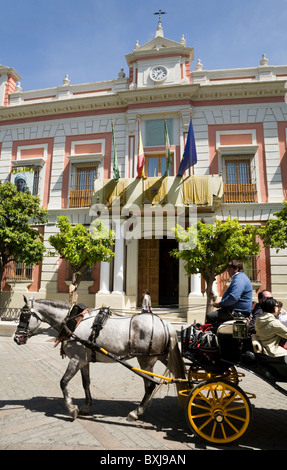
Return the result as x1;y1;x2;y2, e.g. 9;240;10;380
1;21;287;322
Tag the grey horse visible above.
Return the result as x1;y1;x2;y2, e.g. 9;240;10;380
14;297;186;421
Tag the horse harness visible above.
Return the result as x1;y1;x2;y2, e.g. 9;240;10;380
14;304;42;343
125;312;169;359
55;305;168;360
55;304;112;358
17;302;169;360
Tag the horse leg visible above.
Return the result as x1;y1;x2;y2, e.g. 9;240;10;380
79;363;92;415
127;356;158;422
60;357;81;420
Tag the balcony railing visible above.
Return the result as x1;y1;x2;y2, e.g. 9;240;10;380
68;188;93;208
6;262;33;281
223;183;257;203
0;308;21;321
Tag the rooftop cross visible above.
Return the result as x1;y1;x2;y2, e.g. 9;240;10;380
154;9;166;26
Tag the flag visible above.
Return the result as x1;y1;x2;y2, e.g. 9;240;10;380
111;120;120;182
163;119;172;177
177;119;197;177
137;119;146;178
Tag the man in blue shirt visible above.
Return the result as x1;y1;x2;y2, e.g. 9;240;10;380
207;260;253;325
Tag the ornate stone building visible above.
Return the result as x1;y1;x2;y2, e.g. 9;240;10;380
1;19;287;322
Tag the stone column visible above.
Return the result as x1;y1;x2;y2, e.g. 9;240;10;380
112;222;124;294
98;262;110;294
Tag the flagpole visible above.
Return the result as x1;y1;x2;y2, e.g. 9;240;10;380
111;119;120;182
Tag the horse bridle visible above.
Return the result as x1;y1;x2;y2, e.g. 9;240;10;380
14;304;42;344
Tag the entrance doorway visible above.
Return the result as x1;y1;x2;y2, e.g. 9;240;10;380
137;238;178;307
159;238;179;306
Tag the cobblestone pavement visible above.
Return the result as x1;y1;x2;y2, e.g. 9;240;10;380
1;328;287;453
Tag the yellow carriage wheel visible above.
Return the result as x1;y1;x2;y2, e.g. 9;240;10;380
185;379;252;445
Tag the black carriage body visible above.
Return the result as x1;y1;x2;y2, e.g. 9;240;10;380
182;319;287;384
181;319;251;372
217;320;247;364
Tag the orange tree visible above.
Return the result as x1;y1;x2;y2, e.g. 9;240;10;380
49;215;114;304
0;182;47;300
171;217;260;316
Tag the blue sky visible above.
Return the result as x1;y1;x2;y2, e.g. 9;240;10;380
1;0;287;91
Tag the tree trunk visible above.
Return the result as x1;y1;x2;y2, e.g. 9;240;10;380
69;271;82;305
205;275;216;320
0;259;7;308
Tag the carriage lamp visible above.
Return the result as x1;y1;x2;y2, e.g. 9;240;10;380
232;320;248;340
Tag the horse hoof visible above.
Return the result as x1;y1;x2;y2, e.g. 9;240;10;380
70;406;79;420
127;410;138;422
79;406;90;416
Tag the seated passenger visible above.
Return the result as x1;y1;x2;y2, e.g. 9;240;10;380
207;260;253;325
249;289;272;335
255;298;287;357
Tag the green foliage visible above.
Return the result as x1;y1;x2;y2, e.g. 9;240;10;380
0;182;48;275
49;216;114;275
172;217;259;279
259;201;287;251
171;217;260;312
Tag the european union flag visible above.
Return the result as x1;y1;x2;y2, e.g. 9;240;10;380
177;120;197;176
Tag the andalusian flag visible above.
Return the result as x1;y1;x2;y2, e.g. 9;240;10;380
137;118;146;178
111;120;120;182
163;119;172;177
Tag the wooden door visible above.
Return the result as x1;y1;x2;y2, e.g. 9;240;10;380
137;239;159;307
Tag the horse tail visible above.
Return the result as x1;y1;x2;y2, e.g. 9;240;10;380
166;323;187;406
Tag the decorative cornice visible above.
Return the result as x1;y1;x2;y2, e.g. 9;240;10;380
194;80;287;102
0;79;286;123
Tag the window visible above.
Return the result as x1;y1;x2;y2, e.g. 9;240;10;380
146;154;172;177
69;165;98;208
11;166;41;196
223;157;257;203
6;262;32;281
145;119;173;146
244;255;261;284
219;254;261;294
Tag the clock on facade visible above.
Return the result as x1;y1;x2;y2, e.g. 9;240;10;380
150;66;168;82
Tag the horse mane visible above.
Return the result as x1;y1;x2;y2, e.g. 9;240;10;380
35;299;70;310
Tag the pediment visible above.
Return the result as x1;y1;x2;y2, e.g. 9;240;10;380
126;35;194;66
137;36;182;51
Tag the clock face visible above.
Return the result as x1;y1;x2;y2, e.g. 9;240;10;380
150;66;168;82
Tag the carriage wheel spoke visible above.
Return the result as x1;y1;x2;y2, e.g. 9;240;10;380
186;379;252;444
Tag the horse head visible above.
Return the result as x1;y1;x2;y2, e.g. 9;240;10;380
14;295;42;345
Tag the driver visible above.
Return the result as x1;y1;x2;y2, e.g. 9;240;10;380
206;260;253;326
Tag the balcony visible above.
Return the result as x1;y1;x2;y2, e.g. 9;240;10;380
223;183;258;203
6;262;32;281
92;175;224;211
69;188;93;208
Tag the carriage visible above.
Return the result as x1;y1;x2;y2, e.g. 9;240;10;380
13;297;287;446
179;317;287;444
